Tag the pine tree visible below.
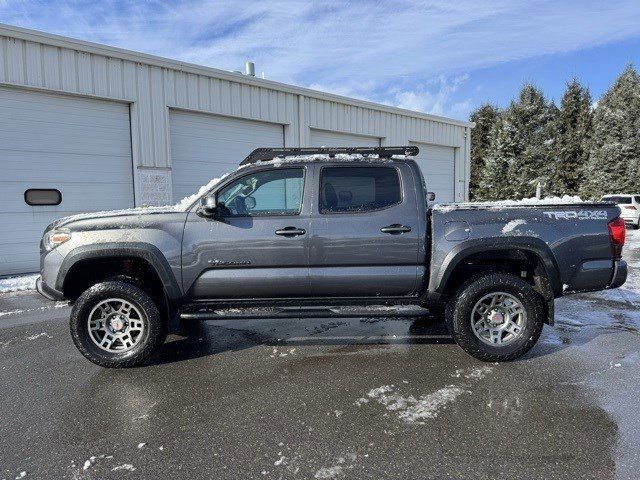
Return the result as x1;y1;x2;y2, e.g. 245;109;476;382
550;79;592;196
469;104;500;200
506;84;558;199
580;65;640;199
477;113;519;200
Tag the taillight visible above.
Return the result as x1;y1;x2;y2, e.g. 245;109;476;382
623;205;637;210
608;217;626;259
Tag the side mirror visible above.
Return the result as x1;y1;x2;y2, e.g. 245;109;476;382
198;194;218;217
427;192;436;202
244;196;257;210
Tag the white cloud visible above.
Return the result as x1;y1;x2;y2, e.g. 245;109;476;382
1;0;640;118
391;75;470;116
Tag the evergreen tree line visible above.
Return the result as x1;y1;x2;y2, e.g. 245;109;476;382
469;65;640;201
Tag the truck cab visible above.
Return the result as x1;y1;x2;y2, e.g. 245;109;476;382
182;155;427;301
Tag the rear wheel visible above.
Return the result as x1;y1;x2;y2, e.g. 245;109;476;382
70;281;167;368
446;273;545;362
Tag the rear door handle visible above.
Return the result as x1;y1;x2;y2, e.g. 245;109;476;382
275;226;306;237
380;224;411;234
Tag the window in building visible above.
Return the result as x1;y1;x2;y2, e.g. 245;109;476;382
24;189;62;206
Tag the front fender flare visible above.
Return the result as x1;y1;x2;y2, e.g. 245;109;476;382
56;242;182;300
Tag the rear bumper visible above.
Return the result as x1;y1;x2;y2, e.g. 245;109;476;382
36;275;65;301
565;259;627;293
609;260;628;289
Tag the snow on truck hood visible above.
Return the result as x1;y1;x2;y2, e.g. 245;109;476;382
49;174;231;229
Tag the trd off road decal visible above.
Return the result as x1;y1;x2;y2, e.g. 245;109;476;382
543;210;608;220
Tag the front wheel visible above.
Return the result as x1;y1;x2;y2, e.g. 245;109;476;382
70;281;167;368
446;273;545;362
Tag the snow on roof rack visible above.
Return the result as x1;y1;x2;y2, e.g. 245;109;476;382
239;146;419;166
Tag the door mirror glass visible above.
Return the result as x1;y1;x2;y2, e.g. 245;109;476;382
427;191;436;202
198;194;218;216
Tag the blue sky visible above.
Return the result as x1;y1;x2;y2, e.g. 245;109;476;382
2;0;640;120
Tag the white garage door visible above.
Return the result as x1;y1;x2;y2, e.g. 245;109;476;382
410;142;456;203
0;88;134;276
309;129;381;148
169;110;285;202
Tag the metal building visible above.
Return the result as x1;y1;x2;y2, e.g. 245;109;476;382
0;24;472;276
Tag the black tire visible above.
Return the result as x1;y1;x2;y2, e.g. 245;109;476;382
70;281;167;368
633;223;639;230
445;273;545;362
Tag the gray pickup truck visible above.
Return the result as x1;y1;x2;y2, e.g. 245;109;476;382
36;146;627;367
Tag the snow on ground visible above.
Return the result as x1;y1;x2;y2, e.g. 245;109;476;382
0;274;39;293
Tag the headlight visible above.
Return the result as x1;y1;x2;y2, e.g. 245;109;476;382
44;229;72;251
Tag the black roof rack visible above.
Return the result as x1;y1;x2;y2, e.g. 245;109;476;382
240;146;419;166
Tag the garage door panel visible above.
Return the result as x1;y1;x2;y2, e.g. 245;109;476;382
0;87;134;275
0;88;126;115
0;106;131;130
309;129;381;147
2;153;132;183
409;141;455;203
2;182;134;214
170;110;284;202
0;129;132;157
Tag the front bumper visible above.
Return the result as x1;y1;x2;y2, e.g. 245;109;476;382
36;275;65;301
610;260;628;289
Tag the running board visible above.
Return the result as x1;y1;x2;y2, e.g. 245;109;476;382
180;305;429;321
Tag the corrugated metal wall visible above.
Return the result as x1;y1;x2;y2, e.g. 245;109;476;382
0;25;472;202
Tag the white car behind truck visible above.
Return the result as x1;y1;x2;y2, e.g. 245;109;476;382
601;195;640;229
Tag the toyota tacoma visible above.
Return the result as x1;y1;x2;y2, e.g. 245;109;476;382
36;146;628;367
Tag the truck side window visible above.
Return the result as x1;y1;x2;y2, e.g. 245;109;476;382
217;168;304;216
320;166;401;213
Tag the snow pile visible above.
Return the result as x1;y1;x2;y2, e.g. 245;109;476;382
434;195;584;212
111;464;136;472
174;174;230;210
362;384;467;424
451;366;494;379
241;153;400;170
0;274;39;293
502;219;527;234
482;195;583;205
314;453;358;479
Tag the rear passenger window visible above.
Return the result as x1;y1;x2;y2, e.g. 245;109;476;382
320;166;401;213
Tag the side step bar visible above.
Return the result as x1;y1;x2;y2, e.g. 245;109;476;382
180;305;429;321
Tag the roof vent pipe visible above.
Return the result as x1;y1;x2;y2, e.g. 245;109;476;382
244;61;255;76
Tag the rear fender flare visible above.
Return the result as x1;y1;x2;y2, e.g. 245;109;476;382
431;236;562;297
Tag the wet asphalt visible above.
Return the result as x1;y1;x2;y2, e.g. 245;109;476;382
1;231;640;480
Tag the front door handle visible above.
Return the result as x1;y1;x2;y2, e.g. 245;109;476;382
380;224;411;234
275;226;306;237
